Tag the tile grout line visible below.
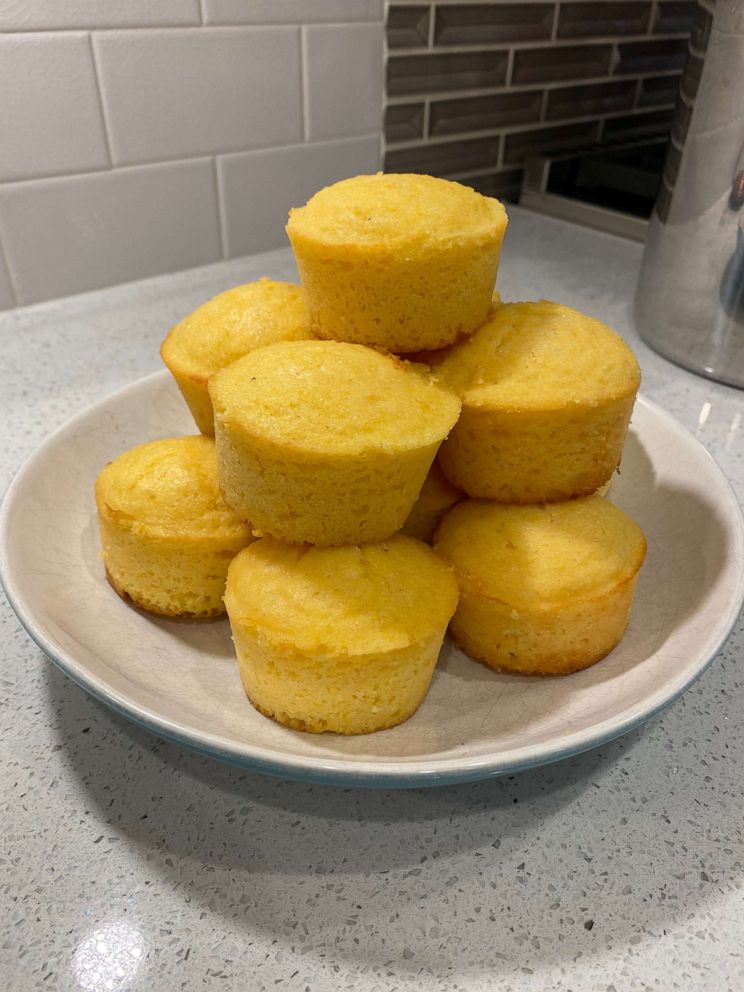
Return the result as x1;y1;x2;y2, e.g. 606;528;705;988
0;18;384;31
552;1;560;43
88;32;115;169
382;5;390;164
386;68;684;105
648;1;658;36
0;21;207;33
633;76;644;109
0;231;19;309
388;31;691;58
427;3;436;49
389;0;563;4
385;102;676;152
300;25;311;143
539;88;550;123
505;46;515;87
0;135;383;191
212;157;228;261
447;164;529;183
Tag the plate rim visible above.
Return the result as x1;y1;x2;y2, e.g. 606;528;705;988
2;370;743;788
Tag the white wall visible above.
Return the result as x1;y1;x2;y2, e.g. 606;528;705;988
0;1;384;307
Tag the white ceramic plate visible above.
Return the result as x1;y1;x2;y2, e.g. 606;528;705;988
2;371;743;787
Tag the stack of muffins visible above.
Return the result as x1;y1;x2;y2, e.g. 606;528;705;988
96;172;646;737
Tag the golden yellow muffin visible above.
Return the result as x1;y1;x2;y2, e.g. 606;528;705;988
160;278;310;435
286;173;508;353
402;469;609;546
225;535;459;734
96;436;253;618
402;291;503;367
437;301;641;503
209;339;461;546
435;496;646;675
402;461;463;543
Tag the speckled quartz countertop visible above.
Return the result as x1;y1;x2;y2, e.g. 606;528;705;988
1;207;743;992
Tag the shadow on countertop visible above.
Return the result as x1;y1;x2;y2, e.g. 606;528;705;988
43;653;739;981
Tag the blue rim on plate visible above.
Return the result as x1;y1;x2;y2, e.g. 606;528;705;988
1;373;743;788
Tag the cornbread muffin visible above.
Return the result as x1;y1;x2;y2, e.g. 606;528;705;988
209;339;461;546
286;173;508;353
225;535;459;734
96;436;253;618
403;291;503;367
438;302;641;503
402;461;463;543
160;279;310;435
435;496;646;675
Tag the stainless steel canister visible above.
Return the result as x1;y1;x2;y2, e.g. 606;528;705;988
634;0;744;389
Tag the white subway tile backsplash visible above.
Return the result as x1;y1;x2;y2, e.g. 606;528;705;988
0;34;109;183
218;136;381;256
0;246;15;311
0;1;200;31
0;6;385;307
0;160;221;305
94;28;303;165
303;24;384;141
203;0;383;25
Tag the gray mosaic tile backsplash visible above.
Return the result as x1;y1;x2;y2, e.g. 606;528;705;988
385;0;700;201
